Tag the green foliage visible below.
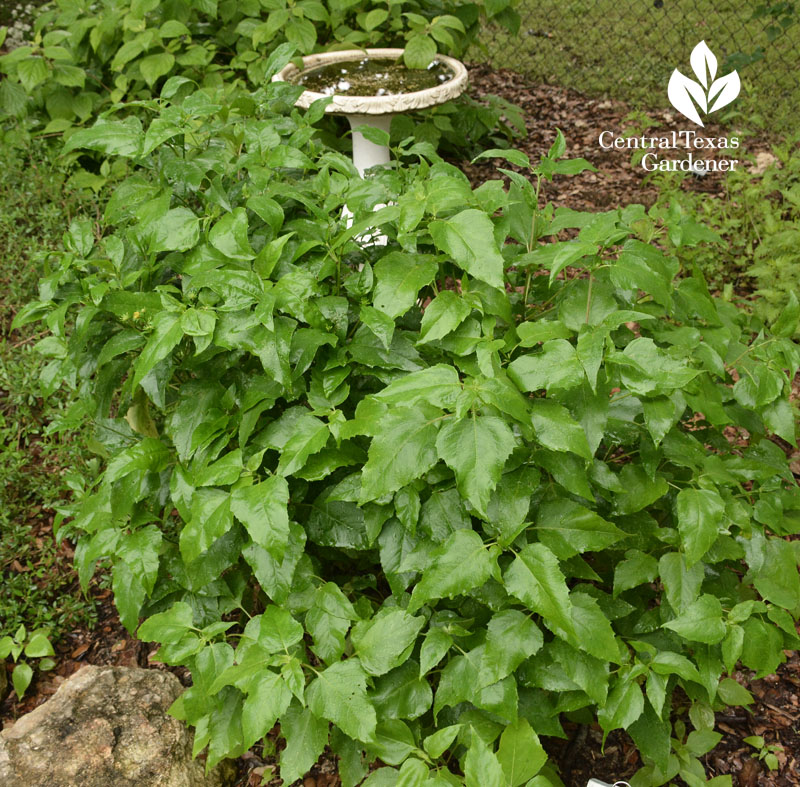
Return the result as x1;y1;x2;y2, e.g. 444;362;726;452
648;136;800;334
19;68;800;785
0;0;520;139
743;734;783;771
0;137;99;645
0;625;56;699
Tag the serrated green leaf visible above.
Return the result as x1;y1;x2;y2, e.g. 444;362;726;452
361;406;441;503
597;679;644;739
658;552;704;612
24;632;54;659
352;608;425;676
149;207;199;253
430;209;505;289
663;594;726;644
464;732;505;787
132;311;183;388
396;758;428;787
373;252;437;319
717;677;753;706
279;703;329;785
650;651;701;683
505;543;574;637
530;400;592;459
772;291;800;337
364;7;389;29
473;148;530;169
17;56;50;92
242;671;291;748
516;320;573;346
614;464;668;515
408;530;497;614
307;498;370;550
613;549;658;596
752;538;800;610
367;719;417;765
550;639;609;704
361;304;395;350
64;117;144;158
306;582;356;664
419;627;453;676
371;661;432;721
481;609;543;686
418;291;472;344
536;499;625;558
373;365;461;410
138;601;194;643
404;34;437;69
436;415;515;517
105;437;170;483
485;465;539;546
179;489;232;564
617;338;698;396
423;724;462;759
12;662;33;700
256;606;304;653
231;476;289;560
275;415;329;477
508;340;585;393
628;702;671;773
209;207;255;260
117;525;162;594
139;51;175;87
306;658;377;742
497;718;547;786
112;562;146;634
641;393;685;446
566;591;620;662
675;487;724;565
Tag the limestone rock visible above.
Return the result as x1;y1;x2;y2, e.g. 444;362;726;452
0;665;236;787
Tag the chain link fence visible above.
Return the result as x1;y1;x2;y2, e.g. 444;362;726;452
479;1;799;129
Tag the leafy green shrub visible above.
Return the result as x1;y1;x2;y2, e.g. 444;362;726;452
0;0;520;133
15;77;800;786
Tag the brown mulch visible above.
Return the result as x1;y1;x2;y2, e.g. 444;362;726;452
2;67;797;787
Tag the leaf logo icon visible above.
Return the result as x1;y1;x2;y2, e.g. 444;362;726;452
668;41;740;126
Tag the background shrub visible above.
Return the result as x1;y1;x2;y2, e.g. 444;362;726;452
0;0;520;138
649;138;800;333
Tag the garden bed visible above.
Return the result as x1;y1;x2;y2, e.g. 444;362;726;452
2;61;798;785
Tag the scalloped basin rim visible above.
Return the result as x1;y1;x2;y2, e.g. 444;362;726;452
272;48;468;115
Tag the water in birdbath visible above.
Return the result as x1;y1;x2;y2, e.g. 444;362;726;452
295;57;455;97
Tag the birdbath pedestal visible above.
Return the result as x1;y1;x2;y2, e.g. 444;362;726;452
273;48;468;176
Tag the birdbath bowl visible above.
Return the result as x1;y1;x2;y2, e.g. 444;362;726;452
273;48;468;176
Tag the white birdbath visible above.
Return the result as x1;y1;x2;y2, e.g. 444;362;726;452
273;48;468;176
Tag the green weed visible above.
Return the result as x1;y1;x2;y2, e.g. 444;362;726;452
647;134;800;331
